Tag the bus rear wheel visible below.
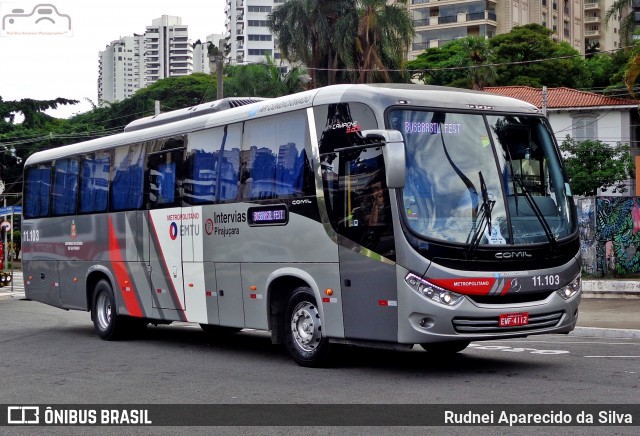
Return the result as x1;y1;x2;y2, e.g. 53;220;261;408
283;287;331;367
91;279;128;341
419;341;470;354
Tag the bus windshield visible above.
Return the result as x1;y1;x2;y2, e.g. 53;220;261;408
390;110;576;246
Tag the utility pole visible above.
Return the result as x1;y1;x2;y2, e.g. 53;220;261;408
216;55;224;100
208;39;225;100
542;86;548;117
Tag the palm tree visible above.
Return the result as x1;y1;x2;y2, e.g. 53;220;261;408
605;0;637;45
460;36;496;90
354;0;414;83
268;0;357;86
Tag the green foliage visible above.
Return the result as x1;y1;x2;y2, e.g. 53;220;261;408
223;56;309;97
409;24;590;90
268;0;413;85
560;137;635;196
490;24;589;89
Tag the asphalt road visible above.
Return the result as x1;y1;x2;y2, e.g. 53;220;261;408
0;299;638;435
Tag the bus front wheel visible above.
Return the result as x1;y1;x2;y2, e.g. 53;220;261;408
419;341;470;354
283;287;331;367
91;279;127;341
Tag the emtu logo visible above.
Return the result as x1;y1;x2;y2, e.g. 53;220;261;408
169;222;178;240
1;3;72;36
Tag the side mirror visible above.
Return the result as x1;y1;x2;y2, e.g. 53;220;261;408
361;130;406;189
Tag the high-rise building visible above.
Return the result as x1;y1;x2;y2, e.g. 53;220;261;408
225;0;289;71
98;35;144;103
407;1;589;60
98;15;194;104
584;0;621;52
143;15;193;85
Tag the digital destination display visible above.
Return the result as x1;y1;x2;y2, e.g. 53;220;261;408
248;205;289;226
404;122;461;135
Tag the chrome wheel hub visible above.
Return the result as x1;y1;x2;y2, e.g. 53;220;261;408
291;301;321;352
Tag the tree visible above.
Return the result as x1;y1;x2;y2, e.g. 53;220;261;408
268;0;357;86
560;137;635;196
223;55;309;97
354;0;414;83
406;41;468;87
490;24;589;89
269;0;413;85
605;0;637;45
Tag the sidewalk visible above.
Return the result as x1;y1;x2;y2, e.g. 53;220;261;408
1;272;638;338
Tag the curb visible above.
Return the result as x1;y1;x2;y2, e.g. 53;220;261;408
570;326;640;340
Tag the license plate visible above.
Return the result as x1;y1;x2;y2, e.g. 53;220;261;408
499;312;529;327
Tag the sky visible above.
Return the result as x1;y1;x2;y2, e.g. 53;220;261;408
0;0;227;119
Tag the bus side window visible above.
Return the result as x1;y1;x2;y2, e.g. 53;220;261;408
110;143;145;212
146;137;184;208
79;152;110;213
51;158;79;216
24;165;52;218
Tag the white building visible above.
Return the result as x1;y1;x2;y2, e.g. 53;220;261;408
225;0;289;71
143;15;193;85
98;15;194;103
98;35;144;103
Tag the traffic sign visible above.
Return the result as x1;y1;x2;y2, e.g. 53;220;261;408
1;221;10;232
0;206;21;216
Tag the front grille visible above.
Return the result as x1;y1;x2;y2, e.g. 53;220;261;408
467;291;554;304
452;311;564;334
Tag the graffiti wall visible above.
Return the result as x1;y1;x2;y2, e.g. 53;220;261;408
576;197;597;275
580;197;640;277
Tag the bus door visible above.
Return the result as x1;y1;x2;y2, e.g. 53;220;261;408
322;146;398;342
317;102;398;342
147;140;186;314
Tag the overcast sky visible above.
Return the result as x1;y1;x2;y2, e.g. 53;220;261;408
0;0;226;119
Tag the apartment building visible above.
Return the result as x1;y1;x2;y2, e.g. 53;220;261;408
225;0;289;71
584;0;621;52
98;35;144;103
408;0;588;59
98;15;194;103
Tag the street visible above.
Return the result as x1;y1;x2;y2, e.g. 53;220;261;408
1;299;637;408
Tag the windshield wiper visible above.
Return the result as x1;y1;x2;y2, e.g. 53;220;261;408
466;171;494;259
512;175;558;253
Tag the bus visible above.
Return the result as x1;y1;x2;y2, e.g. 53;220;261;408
21;84;581;367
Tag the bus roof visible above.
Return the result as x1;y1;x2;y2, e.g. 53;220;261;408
25;84;539;166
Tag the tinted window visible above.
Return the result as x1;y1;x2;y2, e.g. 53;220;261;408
242;111;310;200
51;158;79;216
184;124;243;204
79;151;111;213
147;136;184;208
24;165;51;218
110;143;146;211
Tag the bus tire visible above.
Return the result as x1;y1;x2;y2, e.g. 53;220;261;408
283;287;331;367
91;279;127;341
419;341;470;354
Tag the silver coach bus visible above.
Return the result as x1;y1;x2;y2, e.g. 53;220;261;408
22;84;581;366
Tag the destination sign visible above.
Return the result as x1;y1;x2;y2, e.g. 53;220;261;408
248;205;289;226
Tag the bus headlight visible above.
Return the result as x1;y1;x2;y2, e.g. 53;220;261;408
557;275;581;300
405;273;464;307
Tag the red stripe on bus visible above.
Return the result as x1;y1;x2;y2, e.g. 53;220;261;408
108;217;142;317
500;281;512;295
148;212;187;318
